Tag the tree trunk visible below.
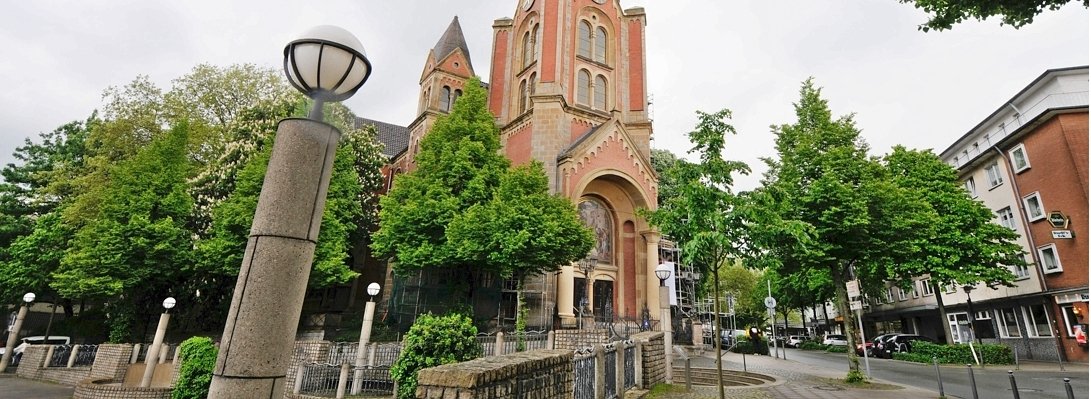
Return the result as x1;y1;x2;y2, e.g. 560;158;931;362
801;308;807;334
822;303;830;334
712;268;724;399
832;264;860;374
933;281;954;344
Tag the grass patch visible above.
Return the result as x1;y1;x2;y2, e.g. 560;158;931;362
646;383;689;396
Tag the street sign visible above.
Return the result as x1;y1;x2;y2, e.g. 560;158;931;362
850;300;863;311
1053;230;1074;239
846;280;860;299
764;296;777;310
1048;211;1069;229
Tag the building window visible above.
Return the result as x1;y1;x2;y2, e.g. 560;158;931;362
997;207;1017;231
1022;192;1045;222
985;162;1004;188
998;307;1022;338
1009;144;1030;173
521;24;540;68
948;312;973;344
945;284;957;294
1037;243;1062;273
439;86;452;112
898;287;908;301
964;178;977;197
1024;305;1054;337
577;69;591;105
1009;262;1031;279
920;279;934;296
594;27;608;64
594;75;607;111
518;80;528;114
1061;305;1081;337
578;20;592;59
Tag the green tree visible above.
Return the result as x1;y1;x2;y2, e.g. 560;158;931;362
883;146;1025;344
372;76;592;309
172;336;218;399
898;0;1087;31
759;79;924;380
650;148;687;206
643;109;756;398
51;124;195;342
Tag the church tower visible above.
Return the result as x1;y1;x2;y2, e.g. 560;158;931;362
487;0;660;326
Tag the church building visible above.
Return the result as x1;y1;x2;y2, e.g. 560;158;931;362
360;0;661;331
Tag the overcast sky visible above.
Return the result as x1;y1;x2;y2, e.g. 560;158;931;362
1;1;1087;190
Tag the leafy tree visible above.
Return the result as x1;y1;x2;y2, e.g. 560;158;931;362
898;0;1088;31
372;76;592;309
51;123;195;342
759;79;924;379
883;146;1025;344
650;148;686;206
643;109;755;398
391;312;481;399
713;261;766;329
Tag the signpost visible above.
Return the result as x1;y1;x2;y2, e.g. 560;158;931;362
767;281;780;359
846;279;870;379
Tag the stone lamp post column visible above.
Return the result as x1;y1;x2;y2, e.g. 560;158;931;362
207;25;372;398
0;292;34;373
141;297;175;387
655;264;673;383
351;282;380;395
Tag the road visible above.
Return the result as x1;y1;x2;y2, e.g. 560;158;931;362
781;348;1088;399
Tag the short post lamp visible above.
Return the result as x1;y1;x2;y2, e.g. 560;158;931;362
351;282;380;395
208;25;372;398
0;292;34;373
141;297;175;388
578;252;599;326
963;286;982;345
655;263;673;383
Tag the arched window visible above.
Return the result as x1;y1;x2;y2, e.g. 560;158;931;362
578;21;592;59
577;69;591;106
533;24;541;61
522;31;532;68
422;87;430;112
439;86;451;112
519;80;528;114
594;27;608;63
452;89;462;106
527;72;537;111
594;75;607;110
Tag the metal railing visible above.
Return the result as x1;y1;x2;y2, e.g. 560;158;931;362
74;345;98;367
623;341;635;389
49;345;73;367
296;363;394;397
573;348;595;399
604;343;617;399
297;363;342;396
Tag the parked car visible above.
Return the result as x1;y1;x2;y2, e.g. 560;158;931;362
856;333;899;356
785;335;808;348
878;334;934;358
822;334;848;346
0;336;71;363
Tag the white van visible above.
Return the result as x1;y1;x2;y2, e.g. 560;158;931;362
0;336;71;357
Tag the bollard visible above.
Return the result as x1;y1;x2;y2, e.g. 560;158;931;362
1064;378;1074;399
967;364;979;399
933;357;944;398
293;366;304;395
1007;370;1020;399
130;344;141;364
496;332;505;356
67;345;80;368
335;362;349;399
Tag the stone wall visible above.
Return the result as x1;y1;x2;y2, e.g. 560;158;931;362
14;345;93;385
631;331;664;387
416;349;573;399
553;329;613;350
89;344;135;383
73;378;172;399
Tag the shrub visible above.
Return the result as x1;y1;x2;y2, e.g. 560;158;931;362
896;340;1014;365
731;337;769;355
800;342;827;351
391;313;482;399
826;345;848;353
844;369;866;383
172;337;218;399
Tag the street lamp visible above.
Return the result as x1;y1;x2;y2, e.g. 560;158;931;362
0;293;35;373
352;282;381;395
579;251;599;317
962;285;982;345
141;296;176;387
284;25;372;120
654;262;673;383
209;25;372;398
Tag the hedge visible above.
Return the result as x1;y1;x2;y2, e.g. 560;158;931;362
391;313;481;399
172;337;218;399
892;340;1013;365
731;338;770;355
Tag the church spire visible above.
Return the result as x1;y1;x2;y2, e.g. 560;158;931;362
432;16;472;72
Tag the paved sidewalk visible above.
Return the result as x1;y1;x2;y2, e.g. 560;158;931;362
0;374;75;399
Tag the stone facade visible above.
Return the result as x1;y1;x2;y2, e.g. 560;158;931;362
416;349;573;399
73;379;172;399
631;331;664;388
15;345;92;385
552;329;613;350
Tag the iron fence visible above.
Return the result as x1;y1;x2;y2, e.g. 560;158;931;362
326;342;356;365
623;341;635;389
604;343;617;399
351;366;394;395
49;345;72;367
74;345;98;367
297;363;341;396
371;342;401;366
573;348;595;399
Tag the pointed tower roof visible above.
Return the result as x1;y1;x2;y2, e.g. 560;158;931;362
432;16;473;72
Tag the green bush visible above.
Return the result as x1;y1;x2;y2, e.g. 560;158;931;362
894;340;1013;365
731;338;769;355
800;342;827;351
391;313;482;399
172;336;218;399
826;345;848;353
